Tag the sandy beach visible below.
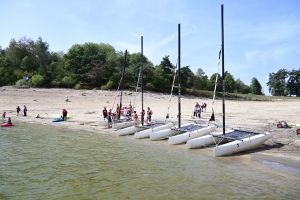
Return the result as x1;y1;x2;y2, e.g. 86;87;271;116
1;86;300;172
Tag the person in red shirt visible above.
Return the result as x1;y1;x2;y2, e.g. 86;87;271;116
62;109;68;121
146;107;153;125
133;111;139;125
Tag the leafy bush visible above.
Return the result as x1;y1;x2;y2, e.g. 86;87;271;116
15;79;27;87
61;76;76;88
51;80;61;87
29;74;44;87
101;80;113;90
74;84;82;90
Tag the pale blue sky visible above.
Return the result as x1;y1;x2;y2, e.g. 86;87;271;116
1;0;300;95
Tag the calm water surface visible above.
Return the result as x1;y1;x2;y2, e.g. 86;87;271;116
1;122;299;199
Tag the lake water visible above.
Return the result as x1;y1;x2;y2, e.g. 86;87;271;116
1;122;299;199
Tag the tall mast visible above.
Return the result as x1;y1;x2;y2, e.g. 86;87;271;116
141;36;144;125
221;5;225;135
178;23;181;129
119;49;127;119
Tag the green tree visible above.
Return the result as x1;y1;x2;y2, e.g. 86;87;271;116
250;77;263;95
286;69;300;96
195;68;208;90
207;73;222;91
267;69;288;96
224;72;236;93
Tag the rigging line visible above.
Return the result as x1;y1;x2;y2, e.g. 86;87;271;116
131;64;143;115
111;76;123;112
166;66;177;120
224;52;246;128
208;49;221;126
208;49;221;146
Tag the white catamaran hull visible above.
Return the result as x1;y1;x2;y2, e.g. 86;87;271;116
213;132;273;157
168;125;217;145
150;123;194;141
186;130;233;149
134;123;175;139
111;121;136;130
150;128;177;141
98;120;108;126
117;125;144;136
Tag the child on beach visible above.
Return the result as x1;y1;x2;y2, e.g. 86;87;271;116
2;112;6;120
133;111;139;125
16;106;21;116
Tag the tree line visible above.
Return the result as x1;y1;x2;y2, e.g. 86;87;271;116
267;69;300;96
0;36;264;95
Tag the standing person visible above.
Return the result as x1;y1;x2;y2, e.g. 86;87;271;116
140;109;145;124
116;104;120;113
107;109;112;128
62;109;68;121
146;107;153;125
23;105;27;116
2;112;6;120
133;111;139;125
123;107;128;117
202;102;207;112
197;106;202;118
193;106;197;117
16;106;21;116
103;107;108;120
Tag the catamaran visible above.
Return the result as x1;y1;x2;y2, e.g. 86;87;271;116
150;24;217;141
186;5;273;156
117;36;174;136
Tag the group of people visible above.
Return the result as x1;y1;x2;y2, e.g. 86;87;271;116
102;105;153;128
2;105;28;125
193;102;207;119
2;112;12;124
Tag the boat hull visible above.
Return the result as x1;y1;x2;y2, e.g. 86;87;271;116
98;120;108;126
1;123;14;127
186;130;233;149
150;128;177;141
112;121;136;130
134;123;174;139
213;132;273;157
168;125;217;145
117;126;144;136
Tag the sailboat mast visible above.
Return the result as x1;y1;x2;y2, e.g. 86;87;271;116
141;36;144;125
221;5;225;135
119;49;127;119
178;23;181;129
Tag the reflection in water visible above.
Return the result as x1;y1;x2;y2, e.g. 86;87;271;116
0;123;299;199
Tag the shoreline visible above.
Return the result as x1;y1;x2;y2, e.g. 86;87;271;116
1;86;300;176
